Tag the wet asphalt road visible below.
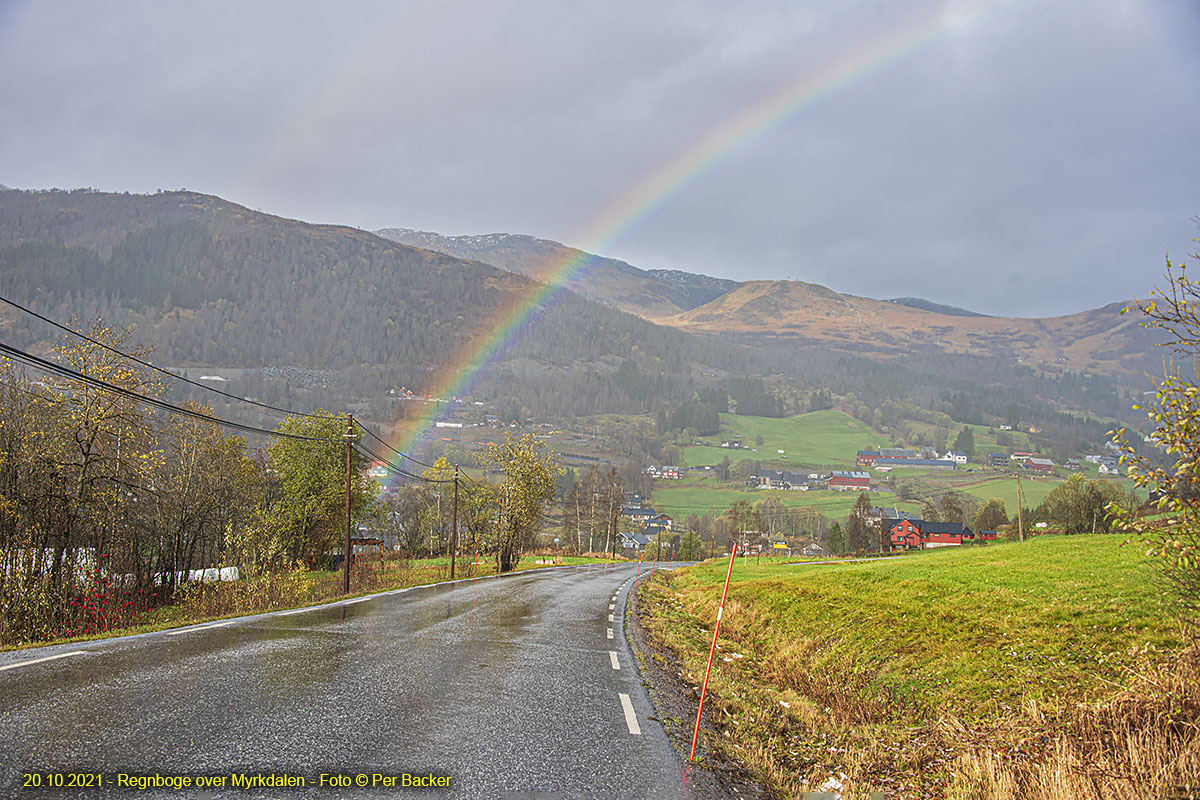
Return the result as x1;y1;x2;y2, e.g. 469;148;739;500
0;564;706;800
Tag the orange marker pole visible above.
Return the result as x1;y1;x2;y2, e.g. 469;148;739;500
689;543;737;762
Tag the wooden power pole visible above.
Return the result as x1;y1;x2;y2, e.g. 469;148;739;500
343;414;355;594
1015;470;1025;544
450;466;459;580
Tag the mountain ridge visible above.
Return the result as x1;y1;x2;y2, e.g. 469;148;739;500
375;227;737;316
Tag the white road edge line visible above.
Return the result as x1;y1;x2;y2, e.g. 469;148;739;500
608;613;614;621
0;650;86;672
619;692;641;735
609;651;620;670
606;628;613;639
166;620;233;636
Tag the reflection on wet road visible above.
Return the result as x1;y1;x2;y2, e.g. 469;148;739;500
0;564;702;799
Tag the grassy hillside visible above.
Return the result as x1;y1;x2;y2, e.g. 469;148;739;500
685;409;880;470
637;536;1197;798
650;471;923;522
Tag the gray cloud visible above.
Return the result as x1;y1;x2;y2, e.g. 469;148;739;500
1;0;1196;316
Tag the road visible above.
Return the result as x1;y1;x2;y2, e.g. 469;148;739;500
0;564;716;799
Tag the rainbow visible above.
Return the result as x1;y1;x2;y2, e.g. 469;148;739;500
388;0;1021;459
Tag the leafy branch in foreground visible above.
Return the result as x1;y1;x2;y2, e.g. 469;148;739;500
1112;239;1200;623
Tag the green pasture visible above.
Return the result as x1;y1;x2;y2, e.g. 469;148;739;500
646;534;1184;722
651;473;922;521
685;409;879;471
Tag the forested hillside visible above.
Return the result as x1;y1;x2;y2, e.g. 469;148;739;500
0;189;1151;454
0;190;755;419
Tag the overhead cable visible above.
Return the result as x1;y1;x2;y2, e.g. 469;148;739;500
0;295;328;419
0;340;339;443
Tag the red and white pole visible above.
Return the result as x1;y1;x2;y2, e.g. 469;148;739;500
689;543;737;762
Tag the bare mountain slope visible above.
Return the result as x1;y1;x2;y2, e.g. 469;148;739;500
656;280;1162;378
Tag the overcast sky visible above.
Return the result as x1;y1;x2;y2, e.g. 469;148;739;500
2;0;1197;317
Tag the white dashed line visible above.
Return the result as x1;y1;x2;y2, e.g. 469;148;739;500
0;650;85;672
606;628;613;639
280;607;312;616
609;651;620;670
618;692;641;735
608;603;614;611
344;597;371;605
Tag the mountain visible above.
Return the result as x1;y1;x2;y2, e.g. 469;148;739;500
375;228;737;317
0;188;1158;445
657;280;1162;378
0;189;756;423
885;296;987;317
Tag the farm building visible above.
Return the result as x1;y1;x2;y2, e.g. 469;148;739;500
829;470;871;491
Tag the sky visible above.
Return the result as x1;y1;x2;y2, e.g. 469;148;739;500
1;0;1197;318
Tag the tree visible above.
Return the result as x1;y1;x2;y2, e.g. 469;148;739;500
475;432;560;573
718;454;731;481
1112;244;1200;615
257;413;375;570
952;426;976;459
679;530;703;561
972;498;1009;532
846;492;872;553
1038;473;1125;534
827;522;845;555
938;491;965;526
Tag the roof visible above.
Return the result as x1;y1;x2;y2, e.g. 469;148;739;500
874;457;955;468
830;470;871;480
619;530;652;546
920;521;973;536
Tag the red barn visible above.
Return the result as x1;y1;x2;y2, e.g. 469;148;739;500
829;470;870;491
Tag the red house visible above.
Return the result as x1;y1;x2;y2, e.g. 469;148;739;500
856;451;879;467
886;519;976;550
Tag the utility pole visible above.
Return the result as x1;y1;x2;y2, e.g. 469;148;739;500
343;414;355;594
450;466;459;580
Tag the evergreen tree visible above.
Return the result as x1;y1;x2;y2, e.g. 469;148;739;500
827;522;845;555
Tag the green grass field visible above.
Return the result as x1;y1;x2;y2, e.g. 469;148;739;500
685;409;879;471
637;535;1193;796
650;472;923;520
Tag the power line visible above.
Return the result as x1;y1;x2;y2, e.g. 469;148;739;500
0;340;339;443
0;294;328;419
352;441;456;484
352;418;487;487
